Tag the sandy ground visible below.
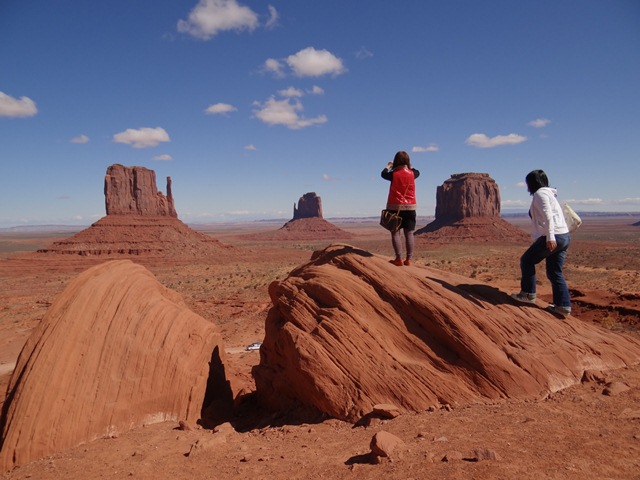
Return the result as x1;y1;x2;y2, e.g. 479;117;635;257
1;216;639;479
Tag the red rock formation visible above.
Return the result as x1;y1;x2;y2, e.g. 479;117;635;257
37;215;228;258
105;164;176;217
38;165;229;257
0;260;232;471
242;217;354;241
293;192;323;220
416;173;528;241
253;244;640;422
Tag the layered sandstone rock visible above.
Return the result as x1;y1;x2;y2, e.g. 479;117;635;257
416;173;528;241
105;164;176;217
293;192;323;220
0;260;232;471
38;164;228;257
253;244;640;422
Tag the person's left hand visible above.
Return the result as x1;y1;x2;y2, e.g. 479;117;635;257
546;240;557;251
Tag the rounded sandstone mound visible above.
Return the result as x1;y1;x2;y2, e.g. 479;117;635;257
0;260;232;471
416;216;529;242
253;244;640;423
242;217;354;241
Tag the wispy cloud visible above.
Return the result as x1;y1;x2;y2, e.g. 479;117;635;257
309;85;324;95
0;92;37;118
355;47;373;60
253;97;327;130
177;0;258;40
70;134;89;144
278;87;304;98
465;133;527;148
264;47;346;78
113;127;170;148
205;102;237;115
265;5;279;29
152;154;173;161
516;181;526;188
412;144;439;153
244;144;257;151
322;174;337;181
528;118;551;128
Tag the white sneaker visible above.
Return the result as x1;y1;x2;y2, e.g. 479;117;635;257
547;304;571;317
511;292;537;304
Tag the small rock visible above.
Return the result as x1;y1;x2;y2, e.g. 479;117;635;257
370;430;405;459
471;448;501;461
372;403;401;419
602;381;630;396
582;370;606;384
178;420;193;431
441;451;464;462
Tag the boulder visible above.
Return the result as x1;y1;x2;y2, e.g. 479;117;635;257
252;244;640;422
0;260;232;471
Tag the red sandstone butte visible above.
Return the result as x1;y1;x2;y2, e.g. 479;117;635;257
0;260;232;471
253;244;640;422
416;172;529;241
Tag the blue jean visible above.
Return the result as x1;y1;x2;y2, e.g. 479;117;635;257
520;233;571;307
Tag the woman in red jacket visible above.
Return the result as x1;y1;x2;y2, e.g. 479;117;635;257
381;151;420;266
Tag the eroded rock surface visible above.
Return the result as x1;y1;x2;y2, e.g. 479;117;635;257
416;173;528;241
293;192;323;220
105;164;176;217
0;260;231;471
253;244;640;422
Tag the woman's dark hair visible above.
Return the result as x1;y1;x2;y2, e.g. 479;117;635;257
392;151;411;169
525;169;549;194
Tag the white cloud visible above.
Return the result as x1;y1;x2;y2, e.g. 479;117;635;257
113;127;170;148
516;181;526;188
244;144;257;151
278;87;304;98
286;47;346;77
566;198;604;205
265;5;278;29
0;92;37;118
152;154;173;161
263;58;285;77
177;0;258;40
465;133;527;148
253;97;327;130
205;102;237;115
412;144;439;153
322;174;337;181
528;118;551;128
70;134;89;144
355;47;373;60
309;85;325;95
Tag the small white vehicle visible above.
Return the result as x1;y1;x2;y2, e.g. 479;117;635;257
245;342;262;351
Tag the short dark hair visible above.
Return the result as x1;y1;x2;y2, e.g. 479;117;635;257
392;151;411;169
525;169;549;194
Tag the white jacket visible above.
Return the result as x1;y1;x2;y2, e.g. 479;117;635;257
529;187;569;241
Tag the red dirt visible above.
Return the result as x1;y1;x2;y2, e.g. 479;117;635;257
1;216;639;479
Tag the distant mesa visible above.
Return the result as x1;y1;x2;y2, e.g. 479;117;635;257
243;192;354;241
0;260;233;471
37;164;227;257
416;172;529;242
253;243;640;423
633;221;640;227
293;192;323;220
105;163;177;217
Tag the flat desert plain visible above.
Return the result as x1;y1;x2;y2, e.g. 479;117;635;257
1;215;639;480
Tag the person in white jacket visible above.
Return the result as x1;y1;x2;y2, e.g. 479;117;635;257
512;170;572;316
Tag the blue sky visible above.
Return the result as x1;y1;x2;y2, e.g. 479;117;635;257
1;0;639;227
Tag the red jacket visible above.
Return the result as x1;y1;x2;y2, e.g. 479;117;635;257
381;166;419;210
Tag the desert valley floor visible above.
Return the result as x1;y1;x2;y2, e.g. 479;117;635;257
1;215;639;480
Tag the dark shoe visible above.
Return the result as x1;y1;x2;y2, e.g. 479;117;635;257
511;292;537;304
404;259;411;266
389;258;403;267
547;304;571;317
